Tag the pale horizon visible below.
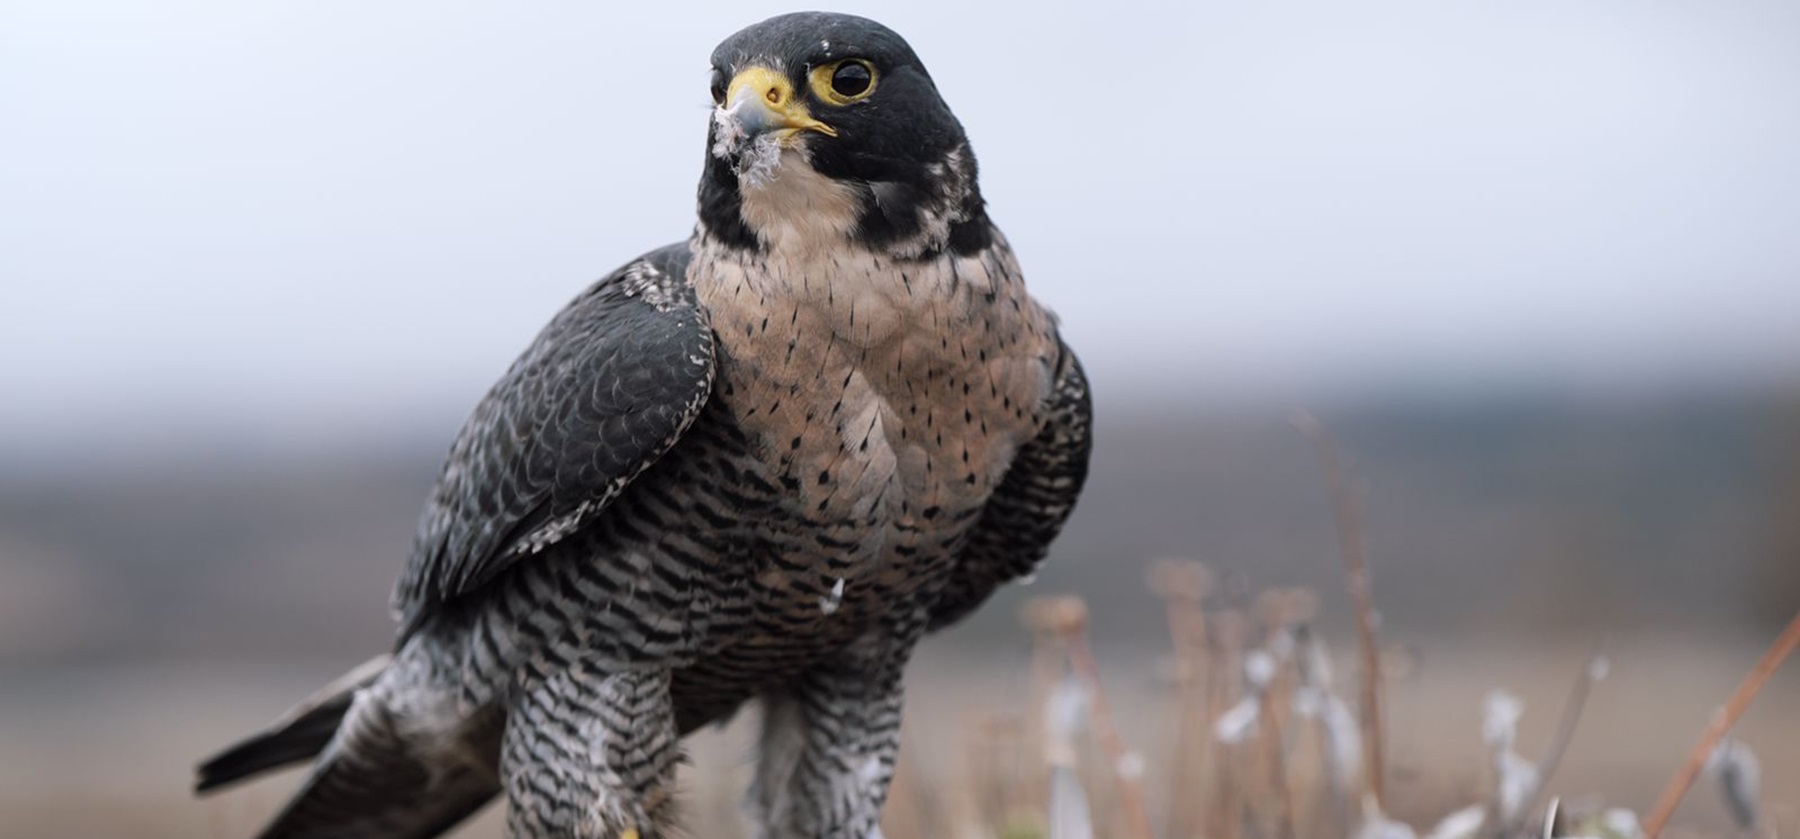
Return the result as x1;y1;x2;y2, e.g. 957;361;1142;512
5;0;1798;450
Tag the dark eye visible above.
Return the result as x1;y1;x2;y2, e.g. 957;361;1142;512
830;62;872;98
808;59;877;105
709;69;726;105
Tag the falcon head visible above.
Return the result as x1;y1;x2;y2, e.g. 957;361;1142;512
697;12;991;259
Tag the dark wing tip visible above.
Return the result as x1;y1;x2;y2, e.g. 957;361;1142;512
194;713;338;793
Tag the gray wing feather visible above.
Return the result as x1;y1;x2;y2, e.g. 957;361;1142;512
929;336;1093;630
393;243;714;632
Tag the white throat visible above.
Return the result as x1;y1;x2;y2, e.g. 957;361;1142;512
735;150;863;256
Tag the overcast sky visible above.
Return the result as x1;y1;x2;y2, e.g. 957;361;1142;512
3;0;1798;453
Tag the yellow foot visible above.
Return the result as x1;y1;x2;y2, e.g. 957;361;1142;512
620;831;640;839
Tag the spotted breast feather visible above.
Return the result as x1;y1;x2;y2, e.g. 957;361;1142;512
930;337;1092;629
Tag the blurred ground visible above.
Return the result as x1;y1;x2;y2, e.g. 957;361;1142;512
1;637;1794;838
1;394;1796;837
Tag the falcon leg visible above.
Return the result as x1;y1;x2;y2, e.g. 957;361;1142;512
501;664;680;839
746;628;916;839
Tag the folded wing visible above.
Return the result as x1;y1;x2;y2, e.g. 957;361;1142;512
392;243;715;634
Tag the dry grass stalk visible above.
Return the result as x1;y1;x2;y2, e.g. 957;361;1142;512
1200;617;1227;835
1257;590;1302;743
1256;590;1313;839
1212;609;1253;839
1051;597;1156;839
1295;411;1389;809
1023;598;1077;820
1150;560;1214;839
1258;665;1299;839
973;714;1030;836
1641;609;1800;839
1513;645;1610;836
1044;671;1095;838
1295;624;1358;836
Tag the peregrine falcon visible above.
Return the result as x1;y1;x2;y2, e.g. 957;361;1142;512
195;12;1092;839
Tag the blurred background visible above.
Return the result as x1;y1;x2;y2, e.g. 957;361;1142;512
2;0;1797;837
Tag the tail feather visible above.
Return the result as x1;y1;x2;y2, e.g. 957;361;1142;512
197;650;502;839
254;690;500;839
195;654;392;793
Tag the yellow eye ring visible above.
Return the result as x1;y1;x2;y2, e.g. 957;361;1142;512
808;59;877;106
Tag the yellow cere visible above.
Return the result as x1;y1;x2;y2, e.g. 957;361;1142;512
726;65;839;138
726;66;798;111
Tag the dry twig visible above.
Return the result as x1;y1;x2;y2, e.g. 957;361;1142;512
1642;609;1800;839
1042;597;1156;839
1295;412;1388;808
1150;560;1213;839
1515;643;1609;834
1213;610;1252;839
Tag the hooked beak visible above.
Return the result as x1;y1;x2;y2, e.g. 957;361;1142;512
713;66;837;159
